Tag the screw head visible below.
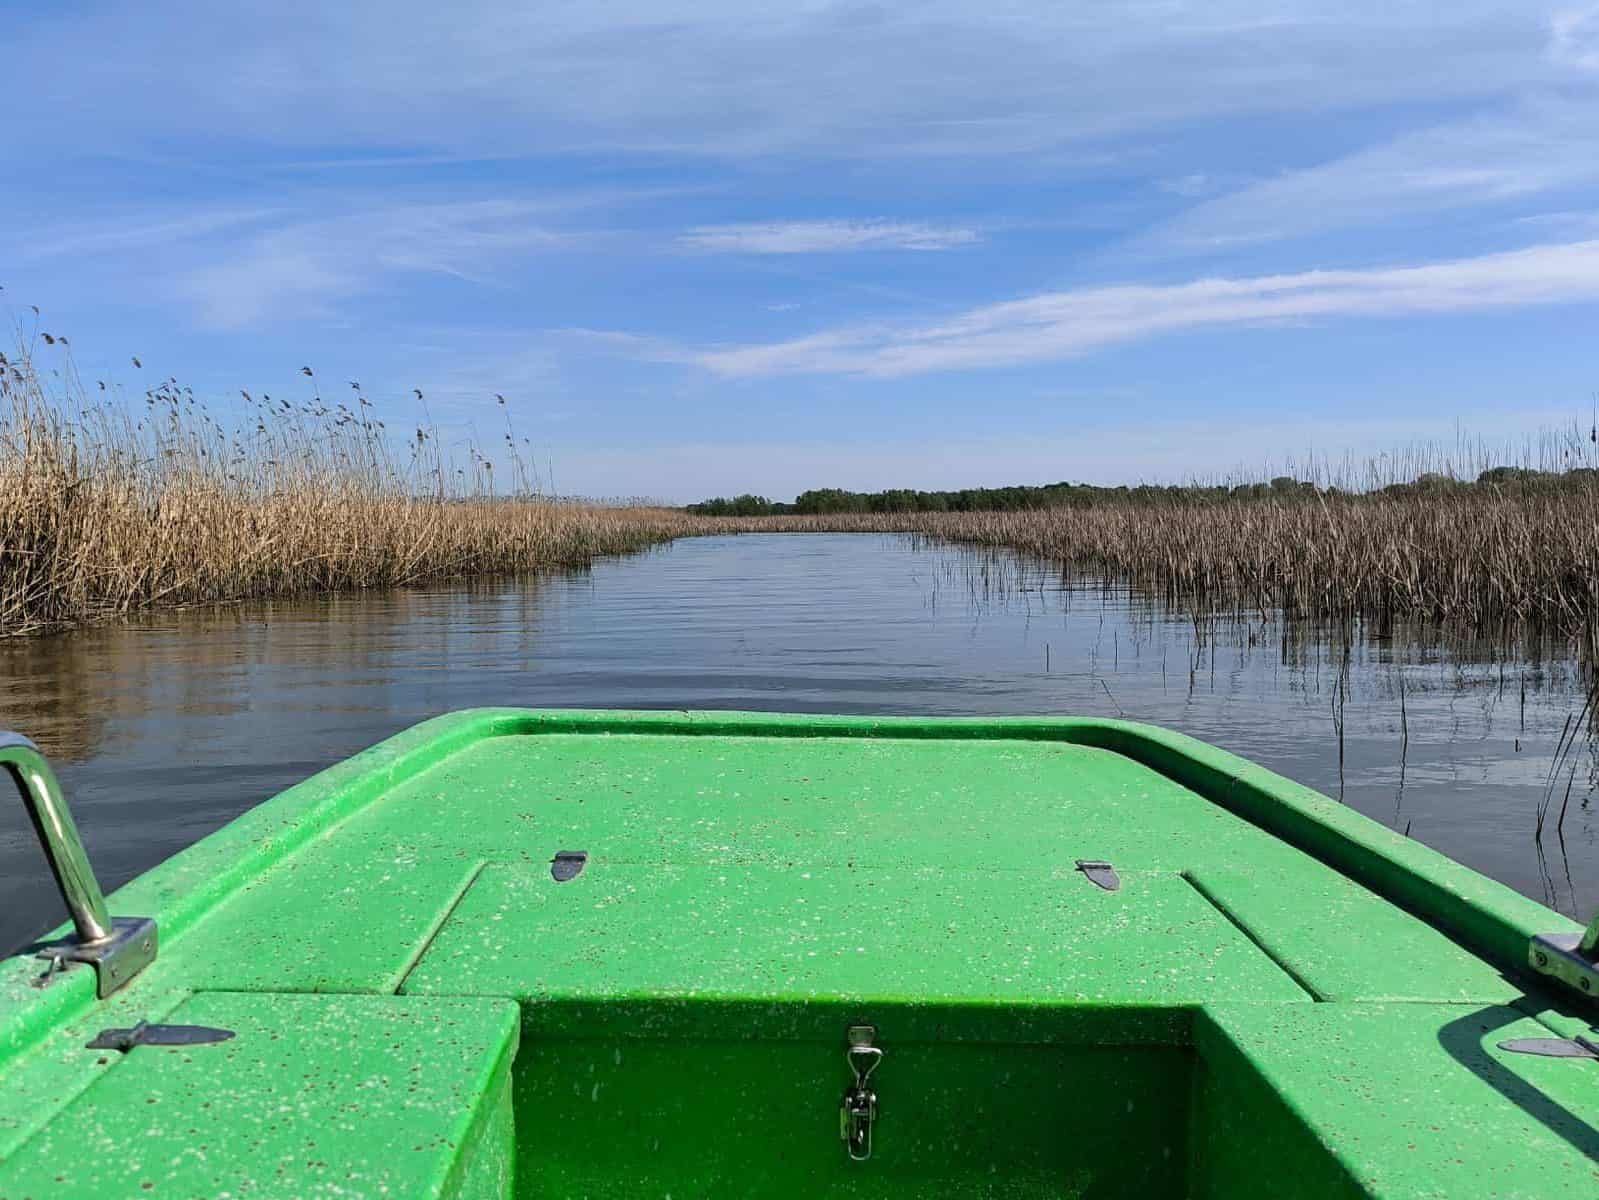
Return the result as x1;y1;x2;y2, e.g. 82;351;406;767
1583;977;1592;993
1535;952;1549;967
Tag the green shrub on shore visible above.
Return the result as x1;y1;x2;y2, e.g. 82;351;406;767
692;458;1599;516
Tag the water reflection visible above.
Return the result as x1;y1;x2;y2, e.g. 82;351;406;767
1;533;1593;953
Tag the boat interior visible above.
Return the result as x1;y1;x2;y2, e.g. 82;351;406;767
1;711;1595;1198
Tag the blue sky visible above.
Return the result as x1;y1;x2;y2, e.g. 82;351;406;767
6;2;1599;501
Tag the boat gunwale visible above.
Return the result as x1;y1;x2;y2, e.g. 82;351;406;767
0;707;1580;1071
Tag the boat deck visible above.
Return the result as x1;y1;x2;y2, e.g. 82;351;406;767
0;709;1594;1198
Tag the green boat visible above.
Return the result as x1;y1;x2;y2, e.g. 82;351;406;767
2;709;1597;1198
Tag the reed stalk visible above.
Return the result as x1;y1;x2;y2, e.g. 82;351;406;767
0;338;721;637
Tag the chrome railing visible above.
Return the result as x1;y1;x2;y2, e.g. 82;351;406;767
2;732;156;997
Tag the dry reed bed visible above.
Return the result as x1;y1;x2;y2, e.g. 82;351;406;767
5;335;1595;643
703;493;1599;642
921;496;1599;638
0;344;727;637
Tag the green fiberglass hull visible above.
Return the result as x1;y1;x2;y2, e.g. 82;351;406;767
1;709;1596;1198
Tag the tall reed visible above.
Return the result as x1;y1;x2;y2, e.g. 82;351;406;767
687;482;1599;646
0;337;717;637
914;491;1599;643
6;328;1596;646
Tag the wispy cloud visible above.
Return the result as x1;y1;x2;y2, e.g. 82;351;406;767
678;220;980;254
676;239;1599;378
547;328;698;362
1149;99;1599;251
1551;4;1599;68
1515;208;1599;232
7;3;1564;162
22;209;283;261
1156;174;1226;199
177;200;582;328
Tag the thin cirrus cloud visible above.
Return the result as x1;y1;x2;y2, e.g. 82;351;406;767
1551;3;1599;68
21;209;284;261
678;220;981;254
5;3;1560;160
174;201;584;328
681;239;1599;378
1148;98;1599;252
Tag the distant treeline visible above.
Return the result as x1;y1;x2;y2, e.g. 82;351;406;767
686;466;1593;516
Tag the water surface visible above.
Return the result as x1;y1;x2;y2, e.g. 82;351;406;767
2;533;1593;953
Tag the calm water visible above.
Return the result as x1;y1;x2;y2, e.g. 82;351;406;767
2;533;1594;953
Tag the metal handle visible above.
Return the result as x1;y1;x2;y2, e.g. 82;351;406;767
2;731;156;997
0;731;112;945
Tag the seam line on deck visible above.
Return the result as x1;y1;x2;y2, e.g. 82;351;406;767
391;860;488;994
1180;871;1322;1001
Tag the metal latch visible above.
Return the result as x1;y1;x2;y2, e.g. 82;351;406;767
840;1025;882;1161
86;1021;235;1053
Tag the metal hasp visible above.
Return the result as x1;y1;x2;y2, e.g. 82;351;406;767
1499;1036;1599;1059
1075;859;1121;892
86;1021;235;1053
839;1024;882;1162
550;850;588;882
1;731;157;998
1529;907;1599;1001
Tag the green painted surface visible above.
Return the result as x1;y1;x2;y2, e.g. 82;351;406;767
1186;864;1524;1003
400;863;1307;1010
0;709;1593;1198
0;992;518;1200
1194;1003;1599;1198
